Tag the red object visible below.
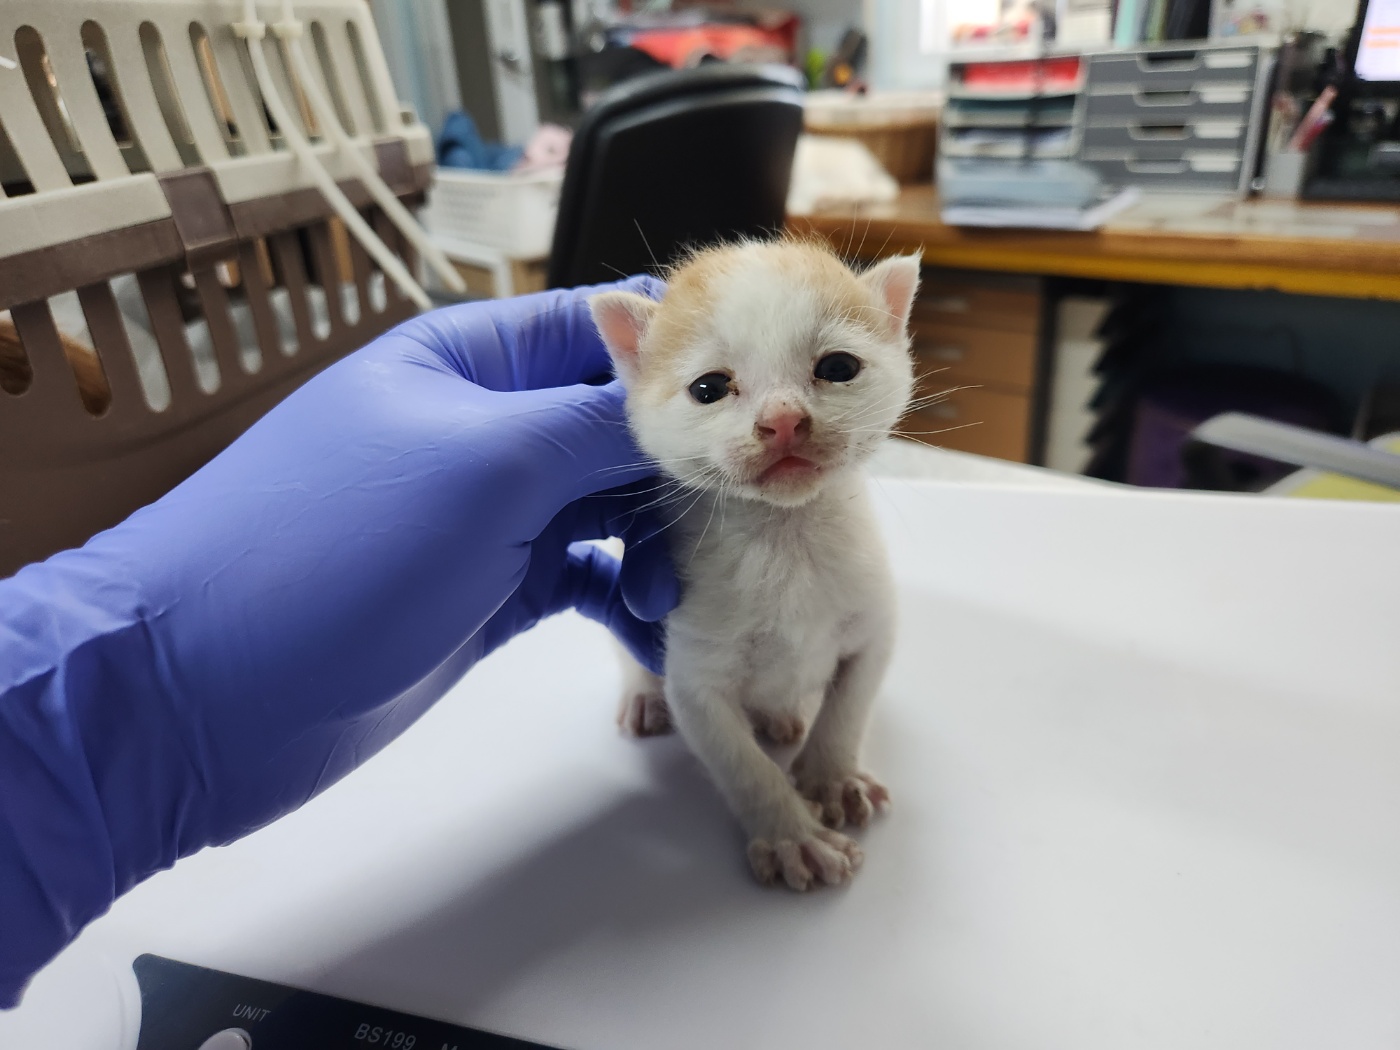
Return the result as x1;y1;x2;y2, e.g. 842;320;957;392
961;57;1083;94
626;23;794;68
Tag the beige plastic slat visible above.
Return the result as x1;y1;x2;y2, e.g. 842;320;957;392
0;175;170;260
0;23;74;192
101;20;184;172
204;21;272;155
293;23;341;131
349;6;404;132
402;123;433;166
154;16;229;164
318;18;374;139
256;37;304;141
44;32;130;181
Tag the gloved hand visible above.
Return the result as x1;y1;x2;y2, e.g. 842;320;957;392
0;277;677;1007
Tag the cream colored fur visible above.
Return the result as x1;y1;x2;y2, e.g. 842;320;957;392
591;240;920;891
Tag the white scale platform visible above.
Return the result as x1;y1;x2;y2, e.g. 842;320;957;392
4;480;1398;1049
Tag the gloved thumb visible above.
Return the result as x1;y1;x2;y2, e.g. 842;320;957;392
616;508;680;623
502;379;652;506
563;542;667;674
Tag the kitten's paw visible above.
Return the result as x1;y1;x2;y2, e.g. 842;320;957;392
747;829;863;891
617;689;672;737
749;710;806;747
799;773;891;830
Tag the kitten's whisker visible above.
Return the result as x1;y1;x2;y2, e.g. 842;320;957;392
891;421;984;437
583;452;712;481
689;491;721;566
623;466;719;514
634;219;662;274
590;478;690;499
645;487;709;543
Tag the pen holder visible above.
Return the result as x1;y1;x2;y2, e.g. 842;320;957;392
1262;149;1313;199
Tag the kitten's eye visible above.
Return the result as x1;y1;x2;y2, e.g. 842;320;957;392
815;352;862;383
688;371;732;405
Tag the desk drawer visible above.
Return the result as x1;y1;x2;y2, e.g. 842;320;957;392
911;321;1036;392
1088;48;1256;89
1082;120;1246;150
900;385;1031;462
913;274;1041;335
1082;153;1241;191
1085;83;1252;123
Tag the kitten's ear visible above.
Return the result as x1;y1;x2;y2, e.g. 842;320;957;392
860;254;922;338
589;291;659;385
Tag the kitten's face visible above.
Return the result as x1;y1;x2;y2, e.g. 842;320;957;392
592;243;920;508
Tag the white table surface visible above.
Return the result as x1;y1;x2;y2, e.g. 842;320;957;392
5;479;1399;1050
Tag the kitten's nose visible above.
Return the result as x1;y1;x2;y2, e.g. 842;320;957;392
755;408;811;449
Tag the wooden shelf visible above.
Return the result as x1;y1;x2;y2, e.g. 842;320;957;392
791;184;1400;301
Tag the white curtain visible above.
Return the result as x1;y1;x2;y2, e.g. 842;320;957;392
367;0;463;135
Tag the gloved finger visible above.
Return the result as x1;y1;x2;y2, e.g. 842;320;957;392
551;477;681;622
617;510;680;623
495;379;662;507
395;275;667;391
560;542;667;674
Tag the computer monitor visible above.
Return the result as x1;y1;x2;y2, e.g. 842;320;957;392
1353;0;1400;85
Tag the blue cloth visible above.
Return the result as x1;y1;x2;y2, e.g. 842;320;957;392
0;278;677;1007
437;110;523;171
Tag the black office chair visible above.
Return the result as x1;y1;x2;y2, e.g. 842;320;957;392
547;64;805;289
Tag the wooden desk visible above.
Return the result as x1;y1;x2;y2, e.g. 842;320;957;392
793;184;1400;302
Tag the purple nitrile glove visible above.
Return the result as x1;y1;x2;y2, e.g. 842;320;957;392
0;276;677;1007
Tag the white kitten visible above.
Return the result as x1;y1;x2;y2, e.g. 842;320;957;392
591;240;920;891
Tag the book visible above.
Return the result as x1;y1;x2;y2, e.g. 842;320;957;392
1113;0;1141;44
941;187;1143;231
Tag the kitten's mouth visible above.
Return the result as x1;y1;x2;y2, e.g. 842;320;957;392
757;455;821;485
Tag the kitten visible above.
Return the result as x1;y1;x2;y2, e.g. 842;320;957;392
591;239;920;891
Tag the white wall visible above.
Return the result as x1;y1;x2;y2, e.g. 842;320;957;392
1300;0;1360;36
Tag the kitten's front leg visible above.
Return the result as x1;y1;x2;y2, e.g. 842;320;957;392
615;644;671;737
667;681;862;891
793;635;894;831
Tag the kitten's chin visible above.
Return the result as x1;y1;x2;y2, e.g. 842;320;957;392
738;456;831;507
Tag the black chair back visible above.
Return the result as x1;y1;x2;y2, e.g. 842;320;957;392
548;64;804;288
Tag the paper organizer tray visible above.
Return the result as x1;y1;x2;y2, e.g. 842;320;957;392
0;0;436;578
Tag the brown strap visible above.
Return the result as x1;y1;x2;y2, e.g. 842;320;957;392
157;168;240;270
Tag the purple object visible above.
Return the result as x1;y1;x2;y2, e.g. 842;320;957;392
1127;366;1337;488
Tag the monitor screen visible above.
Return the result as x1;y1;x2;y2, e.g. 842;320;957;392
1356;0;1400;82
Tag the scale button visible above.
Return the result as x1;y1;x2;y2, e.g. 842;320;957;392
197;1029;252;1050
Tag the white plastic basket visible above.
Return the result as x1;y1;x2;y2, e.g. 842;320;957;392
421;167;563;259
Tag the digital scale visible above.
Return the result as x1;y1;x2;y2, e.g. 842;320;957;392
3;481;1397;1049
132;956;545;1050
